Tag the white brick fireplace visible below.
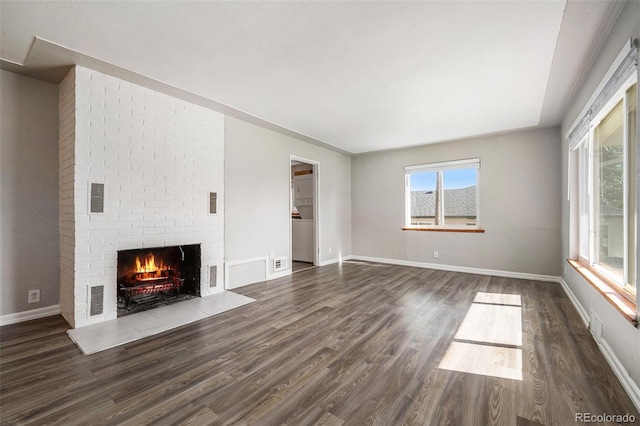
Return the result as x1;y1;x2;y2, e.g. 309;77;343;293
59;66;224;328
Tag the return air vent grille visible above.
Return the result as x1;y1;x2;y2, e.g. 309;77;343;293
209;192;217;214
589;310;604;344
274;257;287;272
90;183;104;213
209;265;217;288
89;285;104;317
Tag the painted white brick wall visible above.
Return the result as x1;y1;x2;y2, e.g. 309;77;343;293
59;68;77;327
60;66;224;328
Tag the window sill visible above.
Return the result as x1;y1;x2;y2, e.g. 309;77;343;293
567;259;638;328
402;227;485;233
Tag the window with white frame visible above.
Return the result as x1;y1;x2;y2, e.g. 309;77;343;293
404;158;479;228
571;76;637;298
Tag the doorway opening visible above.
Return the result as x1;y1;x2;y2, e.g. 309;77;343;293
290;157;319;273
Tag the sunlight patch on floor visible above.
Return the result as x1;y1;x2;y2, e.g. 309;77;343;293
454;303;522;346
439;292;523;381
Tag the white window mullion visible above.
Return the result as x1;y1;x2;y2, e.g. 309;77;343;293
578;141;590;262
405;172;411;227
623;93;629;285
476;167;481;228
588;130;595;268
436;171;444;226
623;83;637;291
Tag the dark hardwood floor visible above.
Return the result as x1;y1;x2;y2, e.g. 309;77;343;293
1;262;638;425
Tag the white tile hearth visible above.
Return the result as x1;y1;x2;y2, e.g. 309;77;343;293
67;291;255;355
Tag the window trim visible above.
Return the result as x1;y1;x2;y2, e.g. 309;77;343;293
404;158;480;173
568;259;637;327
404;158;480;230
566;39;637;150
402;227;485;233
596;77;636;296
570;74;637;310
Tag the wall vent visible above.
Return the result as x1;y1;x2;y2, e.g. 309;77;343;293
90;183;104;213
209;265;217;288
89;285;104;317
274;257;287;272
589;310;604;344
209;192;217;214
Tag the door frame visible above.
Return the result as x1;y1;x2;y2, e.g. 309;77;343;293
290;155;320;268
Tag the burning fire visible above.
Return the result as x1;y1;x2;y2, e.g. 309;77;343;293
134;254;170;280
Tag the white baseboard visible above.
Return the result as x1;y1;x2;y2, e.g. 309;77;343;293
559;278;640;412
557;277;590;327
319;256;350;266
599;339;640;412
0;305;61;326
349;255;560;283
269;269;292;280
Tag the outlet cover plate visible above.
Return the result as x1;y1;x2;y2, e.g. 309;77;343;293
28;289;40;304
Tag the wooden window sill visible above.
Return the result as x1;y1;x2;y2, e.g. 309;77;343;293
567;259;638;328
402;227;485;233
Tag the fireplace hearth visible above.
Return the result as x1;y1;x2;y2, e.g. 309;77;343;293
117;244;201;317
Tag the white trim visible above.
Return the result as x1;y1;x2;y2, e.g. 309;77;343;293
349;255;560;283
269;269;292;280
565;38;635;141
290;155;320;267
599;339;640;412
404;157;480;173
590;73;637;127
404;172;411;226
557;277;640;412
318;257;342;266
557;277;590;327
0;305;61;326
570;133;588;153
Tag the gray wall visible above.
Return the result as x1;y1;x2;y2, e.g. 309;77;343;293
560;0;640;397
352;127;562;276
1;70;60;316
225;116;351;278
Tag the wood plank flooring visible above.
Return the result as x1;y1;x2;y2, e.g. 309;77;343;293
1;262;638;425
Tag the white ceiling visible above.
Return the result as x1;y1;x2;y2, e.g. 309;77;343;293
0;1;623;154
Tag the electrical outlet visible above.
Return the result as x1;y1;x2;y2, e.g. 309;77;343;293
28;289;40;304
269;250;274;259
433;251;439;259
328;246;332;254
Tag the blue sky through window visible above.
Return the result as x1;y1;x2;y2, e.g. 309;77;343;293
411;168;476;191
410;171;436;192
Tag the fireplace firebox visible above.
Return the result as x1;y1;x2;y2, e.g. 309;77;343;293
117;244;201;316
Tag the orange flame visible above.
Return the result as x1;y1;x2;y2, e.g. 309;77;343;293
134;254;169;280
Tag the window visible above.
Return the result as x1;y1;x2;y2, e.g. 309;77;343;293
573;79;636;300
404;158;479;229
